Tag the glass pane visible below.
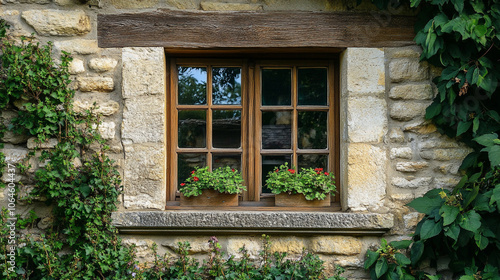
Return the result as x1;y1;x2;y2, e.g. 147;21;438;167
178;110;206;148
212;67;242;105
178;153;206;190
262;69;291;106
298;154;328;171
261;155;292;193
213;154;242;170
262;111;291;149
178;67;207;105
298;111;328;149
213;110;241;148
298;68;328;105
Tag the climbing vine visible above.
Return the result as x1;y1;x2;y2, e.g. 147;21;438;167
365;0;500;279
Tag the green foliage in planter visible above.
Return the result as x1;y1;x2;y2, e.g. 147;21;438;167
179;166;246;197
364;0;500;279
265;163;336;200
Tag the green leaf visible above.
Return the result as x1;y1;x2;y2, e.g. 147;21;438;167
444;224;460;241
472;117;479;134
491;185;500;206
79;184;91;197
390;240;412;249
459;210;481;232
441;67;460;80
364;250;379;269
410;241;424;266
420;219;443;240
375;258;388;278
474;232;489;250
427;275;442;280
474;133;499;147
456;121;472;136
474;25;488;37
440;205;460;226
395;253;411;266
459;276;475;280
407;196;443;215
487;145;500;166
451;0;464;13
426;102;442;119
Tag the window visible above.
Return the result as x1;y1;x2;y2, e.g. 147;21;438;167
166;58;339;208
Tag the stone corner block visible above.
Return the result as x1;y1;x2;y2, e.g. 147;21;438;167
347;97;387;143
342;48;385;97
122;47;166;98
122;96;165;144
347;143;387;211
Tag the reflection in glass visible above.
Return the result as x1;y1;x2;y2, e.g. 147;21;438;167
178;110;206;148
213;67;242;105
213;154;241;170
262;69;291;106
298;68;328;105
262;111;291;149
178;153;206;190
213;110;241;148
261;155;292;193
178;67;207;105
298;111;327;149
298;154;328;171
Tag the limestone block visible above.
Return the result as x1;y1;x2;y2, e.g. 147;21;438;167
97;121;115;140
27;137;58;149
396;161;429;172
390;193;414;201
347;143;386;211
122;238;155;263
435;177;460;189
403;119;437;134
162;237;211;254
270;237;305;254
1;0;50;4
342;48;385;96
122;47;165;98
390;147;412;159
110;0;158;9
37;217;53;230
227;237;261;259
0;146;28;164
88;58;118;73
437;163;460;175
77;76;114;92
123;143;165;210
390;47;421;59
1;111;30;144
419;136;461;149
388;128;405;143
73;100;119;116
347;97;387;143
68;58;85;74
21;10;90;36
420;148;471;161
201;2;263;10
333;256;364;268
403;212;423;229
390;102;429;121
389;58;429;82
311;236;362;255
166;0;198;9
122;96;164;144
54;39;99;55
392;177;432;189
54;0;84;6
389;84;433;100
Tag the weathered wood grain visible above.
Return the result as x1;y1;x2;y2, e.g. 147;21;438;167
98;10;415;49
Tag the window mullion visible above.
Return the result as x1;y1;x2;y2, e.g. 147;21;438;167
207;65;213;170
292;66;298;169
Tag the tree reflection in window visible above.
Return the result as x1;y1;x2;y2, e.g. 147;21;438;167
178;67;207;105
212;67;241;105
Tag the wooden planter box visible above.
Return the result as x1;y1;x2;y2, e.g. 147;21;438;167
275;193;331;207
180;189;239;207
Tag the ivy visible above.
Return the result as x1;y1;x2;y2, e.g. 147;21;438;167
365;0;500;279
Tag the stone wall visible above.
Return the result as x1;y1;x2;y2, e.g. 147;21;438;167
0;1;470;279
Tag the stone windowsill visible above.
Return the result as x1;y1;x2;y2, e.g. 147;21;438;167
112;211;394;235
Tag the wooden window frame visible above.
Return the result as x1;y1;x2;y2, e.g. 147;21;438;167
166;56;340;210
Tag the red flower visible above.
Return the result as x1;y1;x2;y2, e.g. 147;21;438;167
275;169;279;173
316;172;321;175
232;169;236;172
180;183;186;186
193;177;199;181
324;172;329;176
288;169;295;174
191;170;195;174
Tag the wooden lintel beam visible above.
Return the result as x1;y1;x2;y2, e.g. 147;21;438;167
97;9;415;49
